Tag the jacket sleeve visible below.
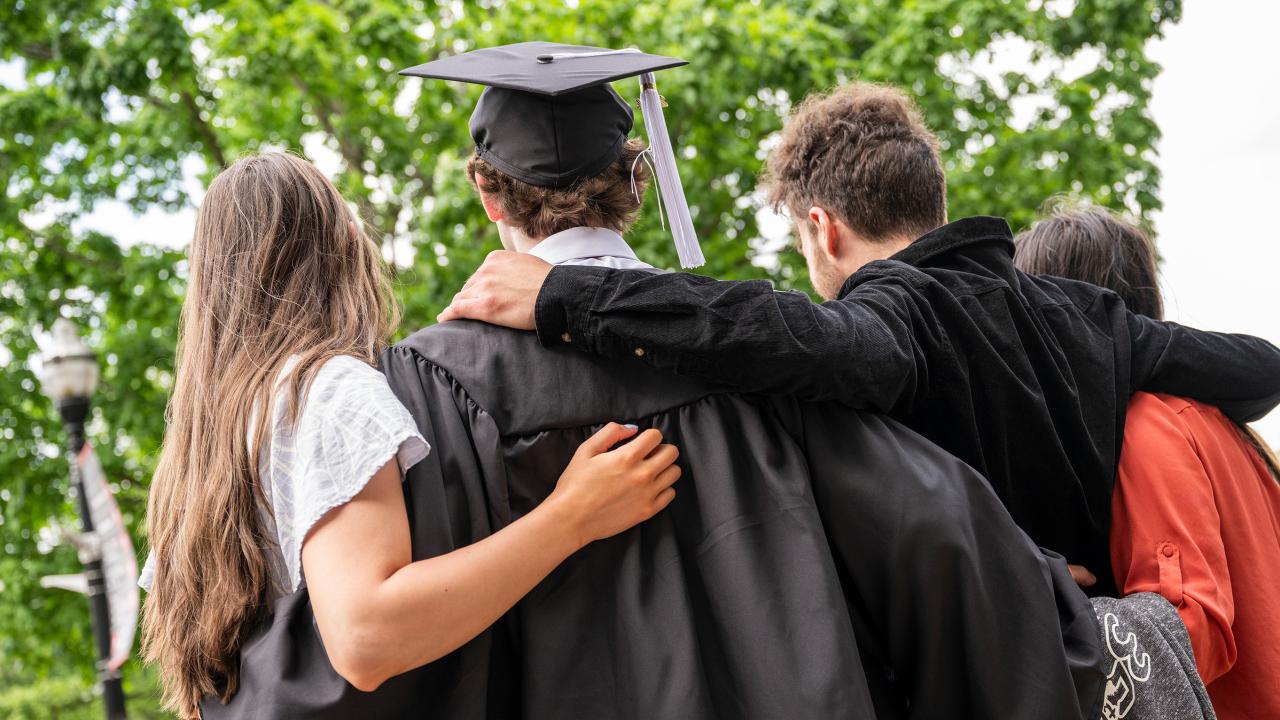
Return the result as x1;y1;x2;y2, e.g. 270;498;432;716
533;265;924;411
1111;395;1237;685
1128;311;1280;422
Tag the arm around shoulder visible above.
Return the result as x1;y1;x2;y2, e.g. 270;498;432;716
534;265;922;409
1129;312;1280;422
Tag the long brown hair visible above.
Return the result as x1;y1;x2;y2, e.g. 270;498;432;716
141;152;398;717
1013;198;1279;481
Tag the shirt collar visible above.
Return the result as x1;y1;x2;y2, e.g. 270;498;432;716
837;216;1016;299
889;216;1015;267
528;227;641;266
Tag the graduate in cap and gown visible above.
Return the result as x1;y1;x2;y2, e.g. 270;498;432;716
207;44;1106;719
431;42;701;272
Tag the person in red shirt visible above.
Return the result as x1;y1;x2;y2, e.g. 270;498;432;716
1015;201;1280;718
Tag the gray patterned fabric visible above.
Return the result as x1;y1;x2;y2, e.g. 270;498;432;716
1092;593;1216;720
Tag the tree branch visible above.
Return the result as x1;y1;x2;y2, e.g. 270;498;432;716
292;76;368;175
19;42;55;61
290;74;389;239
178;91;229;169
142;92;228;169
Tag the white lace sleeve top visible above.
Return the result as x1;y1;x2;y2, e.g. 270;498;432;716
140;354;430;598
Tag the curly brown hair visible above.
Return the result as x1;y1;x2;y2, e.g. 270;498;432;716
765;82;947;242
467;139;651;239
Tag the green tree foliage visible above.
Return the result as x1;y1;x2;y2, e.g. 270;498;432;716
0;0;1179;713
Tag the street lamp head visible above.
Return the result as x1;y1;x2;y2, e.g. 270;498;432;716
39;317;100;403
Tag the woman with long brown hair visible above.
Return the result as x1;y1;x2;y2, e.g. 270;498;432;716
1015;200;1280;719
139;152;681;718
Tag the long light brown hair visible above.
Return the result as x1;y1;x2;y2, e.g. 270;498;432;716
141;152;398;717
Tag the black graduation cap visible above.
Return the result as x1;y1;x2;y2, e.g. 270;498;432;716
400;41;705;268
399;41;687;97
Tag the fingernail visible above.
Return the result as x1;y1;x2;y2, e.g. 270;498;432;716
622;423;638;430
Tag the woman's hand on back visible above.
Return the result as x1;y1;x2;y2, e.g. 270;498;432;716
301;422;679;692
548;423;681;549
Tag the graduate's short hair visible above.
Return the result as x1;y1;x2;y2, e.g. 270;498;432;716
467;139;650;240
1013;199;1164;320
766;82;947;242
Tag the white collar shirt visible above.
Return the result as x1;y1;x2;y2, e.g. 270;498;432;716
527;226;655;270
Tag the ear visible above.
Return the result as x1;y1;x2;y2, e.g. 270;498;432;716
808;206;842;261
474;175;505;223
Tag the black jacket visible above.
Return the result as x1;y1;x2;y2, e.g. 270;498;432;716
534;216;1280;594
202;321;1104;719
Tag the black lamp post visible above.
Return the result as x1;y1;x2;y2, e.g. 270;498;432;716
38;318;127;720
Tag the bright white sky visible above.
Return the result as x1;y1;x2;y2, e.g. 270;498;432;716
7;0;1278;442
1146;0;1280;444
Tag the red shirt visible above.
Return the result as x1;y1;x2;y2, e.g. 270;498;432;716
1112;393;1280;719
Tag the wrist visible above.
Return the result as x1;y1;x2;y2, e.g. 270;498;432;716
534;265;609;348
532;492;590;556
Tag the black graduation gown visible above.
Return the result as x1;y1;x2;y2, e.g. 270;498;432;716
202;321;1103;719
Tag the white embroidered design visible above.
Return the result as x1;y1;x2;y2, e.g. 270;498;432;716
1101;612;1153;720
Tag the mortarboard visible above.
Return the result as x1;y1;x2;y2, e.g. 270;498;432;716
400;41;704;268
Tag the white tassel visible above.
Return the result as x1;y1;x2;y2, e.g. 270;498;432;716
639;72;704;269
